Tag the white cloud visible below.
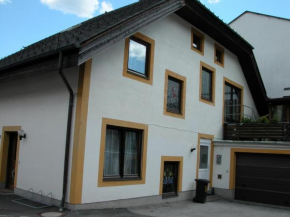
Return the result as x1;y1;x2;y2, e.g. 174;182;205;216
40;0;100;18
99;1;113;14
208;0;220;4
0;0;11;4
129;40;146;61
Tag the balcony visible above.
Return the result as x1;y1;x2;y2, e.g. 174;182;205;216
223;104;290;142
224;123;290;141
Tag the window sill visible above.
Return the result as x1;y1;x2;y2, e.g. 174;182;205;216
164;109;185;119
214;60;224;68
127;70;149;80
191;46;204;56
103;177;142;182
199;97;215;106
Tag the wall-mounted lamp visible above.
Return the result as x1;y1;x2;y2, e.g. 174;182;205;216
191;148;196;152
18;130;26;140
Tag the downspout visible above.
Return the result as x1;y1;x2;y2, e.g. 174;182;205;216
58;51;74;211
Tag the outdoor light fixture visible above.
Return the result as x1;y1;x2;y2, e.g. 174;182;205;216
191;147;196;152
18;130;26;140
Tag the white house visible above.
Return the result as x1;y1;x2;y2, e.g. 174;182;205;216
2;0;284;211
229;11;290;123
229;11;290;99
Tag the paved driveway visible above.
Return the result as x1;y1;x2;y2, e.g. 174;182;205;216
1;196;290;217
129;200;290;217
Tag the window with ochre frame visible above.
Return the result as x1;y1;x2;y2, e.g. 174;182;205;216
123;32;155;85
98;118;148;187
164;70;186;119
191;27;204;56
199;62;216;106
214;43;225;67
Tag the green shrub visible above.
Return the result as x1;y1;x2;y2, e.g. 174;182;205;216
257;116;269;123
270;114;279;124
241;116;253;123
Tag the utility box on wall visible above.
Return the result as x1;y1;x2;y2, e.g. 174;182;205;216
216;155;222;164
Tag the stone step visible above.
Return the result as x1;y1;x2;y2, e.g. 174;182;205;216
206;194;221;202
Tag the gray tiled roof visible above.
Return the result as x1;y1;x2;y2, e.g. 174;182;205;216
0;0;167;70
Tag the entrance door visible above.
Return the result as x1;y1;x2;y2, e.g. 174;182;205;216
198;139;211;181
162;162;179;197
224;82;242;123
6;132;18;190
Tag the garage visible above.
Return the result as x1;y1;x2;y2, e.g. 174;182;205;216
235;153;290;207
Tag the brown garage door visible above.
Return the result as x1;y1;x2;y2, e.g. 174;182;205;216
235;153;290;207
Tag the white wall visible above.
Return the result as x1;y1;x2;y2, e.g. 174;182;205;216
82;13;258;203
0;67;79;201
230;13;290;98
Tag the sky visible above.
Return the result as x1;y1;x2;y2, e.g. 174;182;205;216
0;0;289;59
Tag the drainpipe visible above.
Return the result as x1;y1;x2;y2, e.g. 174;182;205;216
58;51;74;211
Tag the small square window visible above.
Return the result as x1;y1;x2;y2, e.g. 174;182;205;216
199;62;216;106
191;28;204;56
164;70;186;119
193;35;202;51
214;43;224;67
123;33;155;85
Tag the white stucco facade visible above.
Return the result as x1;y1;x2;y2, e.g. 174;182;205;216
81;14;258;204
229;12;290;98
0;68;79;201
0;13;261;208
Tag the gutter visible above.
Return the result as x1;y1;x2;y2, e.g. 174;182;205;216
57;51;74;211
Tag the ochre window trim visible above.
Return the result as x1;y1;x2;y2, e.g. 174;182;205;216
163;69;186;119
214;43;225;68
123;32;155;85
191;27;204;56
98;118;148;187
159;156;183;195
222;77;244;125
199;61;216;106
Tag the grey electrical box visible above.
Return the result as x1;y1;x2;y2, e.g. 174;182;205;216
216;155;222;164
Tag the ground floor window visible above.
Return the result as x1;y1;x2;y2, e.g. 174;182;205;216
104;126;142;180
98;118;148;187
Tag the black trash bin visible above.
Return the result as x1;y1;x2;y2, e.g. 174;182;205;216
193;179;210;203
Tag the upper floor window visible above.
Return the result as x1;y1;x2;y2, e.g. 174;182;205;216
128;38;149;76
191;27;204;56
223;77;243;123
214;43;224;67
167;77;182;114
164;70;186;119
123;33;155;85
199;62;216;106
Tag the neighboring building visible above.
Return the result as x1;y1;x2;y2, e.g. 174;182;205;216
1;0;288;211
229;11;290;122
